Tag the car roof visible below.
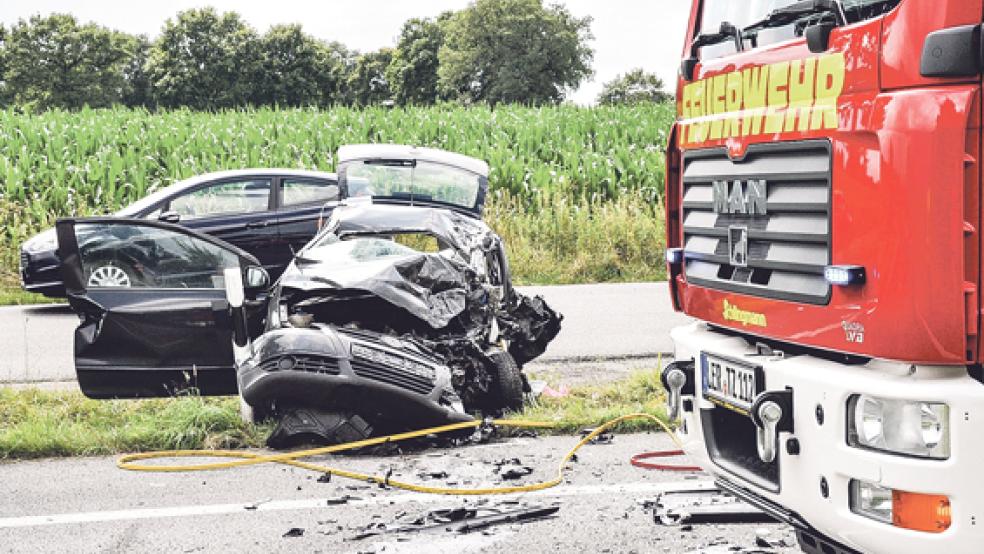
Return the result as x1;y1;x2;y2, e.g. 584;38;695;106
168;168;338;192
337;144;489;177
119;168;338;216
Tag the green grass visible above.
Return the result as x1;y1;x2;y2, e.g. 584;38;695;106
0;389;271;459
511;370;670;434
491;189;666;285
0;274;60;305
0;104;673;301
0;371;669;459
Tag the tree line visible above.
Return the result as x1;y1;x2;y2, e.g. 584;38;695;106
0;0;596;111
0;0;671;111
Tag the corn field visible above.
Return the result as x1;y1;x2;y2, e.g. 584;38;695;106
0;104;674;292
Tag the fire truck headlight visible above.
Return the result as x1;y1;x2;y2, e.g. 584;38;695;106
850;480;951;533
847;395;949;460
850;480;894;524
824;265;865;286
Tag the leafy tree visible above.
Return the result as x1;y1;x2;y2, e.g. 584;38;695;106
121;35;152;107
256;24;348;107
4;14;136;110
597;69;672;105
145;8;261;109
321;41;359;106
386;16;449;106
438;0;593;105
0;25;9;106
346;49;393;107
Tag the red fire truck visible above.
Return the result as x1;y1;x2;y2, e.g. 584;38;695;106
662;1;984;552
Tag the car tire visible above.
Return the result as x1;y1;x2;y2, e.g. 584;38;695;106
266;409;374;449
486;347;524;412
86;262;135;288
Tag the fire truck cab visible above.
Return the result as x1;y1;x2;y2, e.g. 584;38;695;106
664;1;984;552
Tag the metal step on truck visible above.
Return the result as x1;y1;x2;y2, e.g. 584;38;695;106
661;1;984;552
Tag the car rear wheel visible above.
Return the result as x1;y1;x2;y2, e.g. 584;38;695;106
86;263;133;288
486;347;524;412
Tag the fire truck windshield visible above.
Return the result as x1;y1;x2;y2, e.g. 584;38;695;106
698;0;902;59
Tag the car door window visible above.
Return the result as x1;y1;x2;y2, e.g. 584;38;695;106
77;223;241;289
281;179;340;207
169;179;271;220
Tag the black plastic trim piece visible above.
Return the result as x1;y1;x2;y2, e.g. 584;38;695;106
701;407;780;492
661;359;696;396
750;388;794;434
806;22;836;53
715;478;862;554
920;24;982;78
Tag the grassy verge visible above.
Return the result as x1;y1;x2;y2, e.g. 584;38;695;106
509;370;669;434
0;274;60;306
0;389;271;459
489;190;666;285
0;371;668;459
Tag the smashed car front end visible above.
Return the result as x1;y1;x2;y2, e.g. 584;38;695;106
237;200;561;440
238;325;471;432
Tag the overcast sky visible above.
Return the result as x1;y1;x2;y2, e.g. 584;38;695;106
0;0;691;105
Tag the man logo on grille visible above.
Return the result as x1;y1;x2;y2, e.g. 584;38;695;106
728;226;749;267
712;179;767;215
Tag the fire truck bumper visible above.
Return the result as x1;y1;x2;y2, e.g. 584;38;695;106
667;322;984;554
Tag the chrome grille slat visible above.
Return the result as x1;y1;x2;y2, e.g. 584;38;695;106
350;359;433;395
682;141;832;305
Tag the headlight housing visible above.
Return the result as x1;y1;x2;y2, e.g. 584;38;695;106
23;230;57;254
849;480;951;533
847;394;949;459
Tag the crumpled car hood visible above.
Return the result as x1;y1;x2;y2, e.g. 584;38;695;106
279;203;496;330
281;250;471;329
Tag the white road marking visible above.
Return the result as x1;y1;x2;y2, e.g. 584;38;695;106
0;480;715;529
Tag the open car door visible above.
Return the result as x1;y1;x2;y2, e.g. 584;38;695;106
56;217;268;399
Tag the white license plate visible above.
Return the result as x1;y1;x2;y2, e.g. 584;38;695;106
701;354;759;414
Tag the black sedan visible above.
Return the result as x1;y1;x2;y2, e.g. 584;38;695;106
19;169;341;297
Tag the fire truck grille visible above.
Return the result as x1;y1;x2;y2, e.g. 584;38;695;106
681;141;832;305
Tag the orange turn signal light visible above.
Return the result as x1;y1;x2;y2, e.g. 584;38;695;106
892;490;951;533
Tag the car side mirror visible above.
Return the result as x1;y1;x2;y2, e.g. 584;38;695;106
158;210;181;224
245;266;270;290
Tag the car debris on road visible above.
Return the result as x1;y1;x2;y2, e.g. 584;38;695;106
645;488;774;526
348;503;561;540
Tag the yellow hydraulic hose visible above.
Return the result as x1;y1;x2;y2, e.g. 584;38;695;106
118;413;687;496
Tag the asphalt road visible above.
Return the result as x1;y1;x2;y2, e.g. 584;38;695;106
0;282;692;384
0;433;796;554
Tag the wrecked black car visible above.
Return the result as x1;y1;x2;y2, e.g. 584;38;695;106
56;145;561;445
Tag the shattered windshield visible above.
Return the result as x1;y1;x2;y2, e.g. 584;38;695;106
699;0;902;59
301;235;430;267
343;160;481;211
